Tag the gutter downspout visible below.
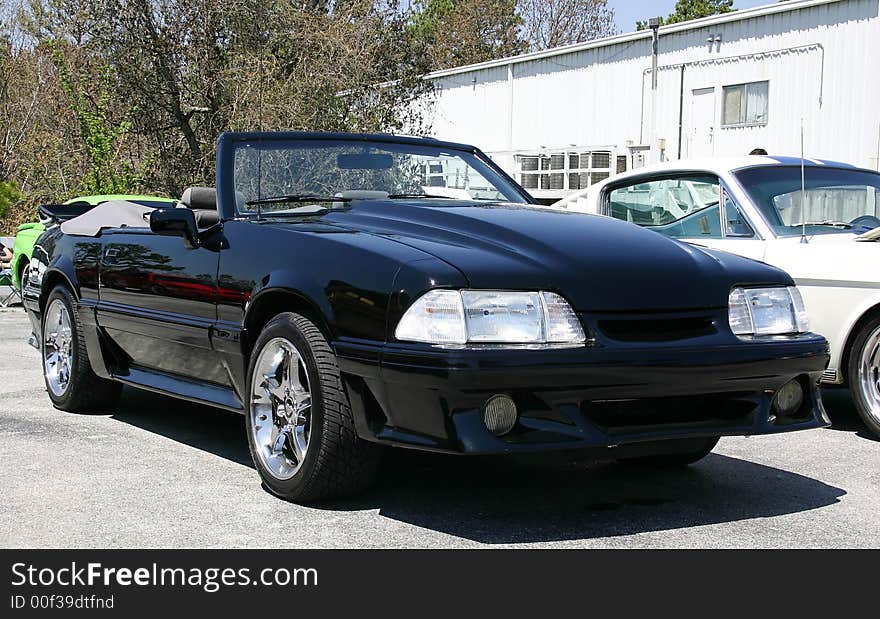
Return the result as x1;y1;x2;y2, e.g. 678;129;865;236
507;64;514;161
677;64;685;160
650;19;660;161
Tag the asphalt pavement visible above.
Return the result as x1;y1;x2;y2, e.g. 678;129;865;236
1;307;877;548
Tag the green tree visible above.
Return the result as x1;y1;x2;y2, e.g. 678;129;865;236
409;0;527;69
50;43;139;195
637;0;735;30
0;181;18;220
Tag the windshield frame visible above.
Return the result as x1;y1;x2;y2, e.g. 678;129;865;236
732;164;880;238
216;132;536;220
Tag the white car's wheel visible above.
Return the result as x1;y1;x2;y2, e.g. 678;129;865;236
848;316;880;438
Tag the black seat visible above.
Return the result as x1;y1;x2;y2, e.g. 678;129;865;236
180;187;219;228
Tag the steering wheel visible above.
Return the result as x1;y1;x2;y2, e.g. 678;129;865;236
849;215;880;233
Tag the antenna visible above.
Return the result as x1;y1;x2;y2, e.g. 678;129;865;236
800;117;808;244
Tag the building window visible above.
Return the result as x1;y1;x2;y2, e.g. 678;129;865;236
516;150;612;194
722;81;769;126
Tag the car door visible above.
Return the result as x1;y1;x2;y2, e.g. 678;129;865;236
96;226;225;384
604;173;767;262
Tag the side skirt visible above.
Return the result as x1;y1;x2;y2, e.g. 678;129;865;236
112;366;244;413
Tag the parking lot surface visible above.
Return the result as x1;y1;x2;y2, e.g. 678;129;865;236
1;308;877;548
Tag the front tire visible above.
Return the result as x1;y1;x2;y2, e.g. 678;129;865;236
42;285;121;412
245;312;381;502
847;315;880;438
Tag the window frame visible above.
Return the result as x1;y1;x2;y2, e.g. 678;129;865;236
600;171;763;240
722;80;769;128
218;133;536;219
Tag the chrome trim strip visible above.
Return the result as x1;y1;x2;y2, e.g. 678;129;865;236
796;278;880;290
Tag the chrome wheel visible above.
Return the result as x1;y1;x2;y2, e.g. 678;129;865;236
19;261;29;292
43;299;73;397
249;337;313;480
857;325;880;425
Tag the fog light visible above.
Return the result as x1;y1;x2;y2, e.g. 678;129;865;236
772;380;804;416
483;394;517;436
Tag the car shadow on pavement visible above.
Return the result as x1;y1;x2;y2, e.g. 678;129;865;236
108;387;846;545
110;386;254;468
323;449;845;543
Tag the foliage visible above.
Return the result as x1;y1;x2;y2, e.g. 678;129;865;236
0;181;18;219
409;0;527;69
637;0;735;30
50;43;139;195
0;0;619;234
519;0;616;50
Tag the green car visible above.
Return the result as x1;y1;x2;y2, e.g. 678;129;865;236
10;194;177;289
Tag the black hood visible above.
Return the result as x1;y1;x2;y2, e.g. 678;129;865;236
317;200;792;312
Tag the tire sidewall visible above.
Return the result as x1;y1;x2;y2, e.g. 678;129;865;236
245;314;328;499
42;286;79;408
18;259;30;292
847;317;880;436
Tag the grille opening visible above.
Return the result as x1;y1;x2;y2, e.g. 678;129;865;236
583;393;756;432
598;317;716;342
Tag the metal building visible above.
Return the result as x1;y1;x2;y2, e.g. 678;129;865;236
422;0;880;202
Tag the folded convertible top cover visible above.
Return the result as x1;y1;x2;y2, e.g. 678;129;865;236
60;200;158;237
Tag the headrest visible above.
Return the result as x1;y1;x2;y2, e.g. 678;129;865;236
180;187;217;211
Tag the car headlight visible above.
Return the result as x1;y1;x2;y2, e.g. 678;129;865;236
395;290;586;346
728;286;810;337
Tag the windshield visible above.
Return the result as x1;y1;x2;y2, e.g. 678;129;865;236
232;138;528;214
734;165;880;236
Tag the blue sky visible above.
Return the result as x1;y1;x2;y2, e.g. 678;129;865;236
609;0;772;33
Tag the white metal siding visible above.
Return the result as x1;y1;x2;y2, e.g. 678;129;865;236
423;0;880;192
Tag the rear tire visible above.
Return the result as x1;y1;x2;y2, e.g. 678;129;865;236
618;436;720;467
17;258;29;292
846;315;880;438
41;285;122;412
245;312;381;502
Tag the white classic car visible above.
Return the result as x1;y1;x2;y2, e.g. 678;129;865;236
555;156;880;437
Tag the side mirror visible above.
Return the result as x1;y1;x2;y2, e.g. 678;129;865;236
149;208;200;248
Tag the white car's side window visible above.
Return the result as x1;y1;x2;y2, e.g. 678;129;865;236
607;175;723;238
606;175;754;239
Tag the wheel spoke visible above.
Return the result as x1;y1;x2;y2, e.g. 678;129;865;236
288;355;306;394
271;431;287;456
292;424;307;462
294;392;311;415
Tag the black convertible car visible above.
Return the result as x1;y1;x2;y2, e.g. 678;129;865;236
23;132;830;501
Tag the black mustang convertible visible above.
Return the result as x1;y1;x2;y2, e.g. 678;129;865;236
23;132;830;501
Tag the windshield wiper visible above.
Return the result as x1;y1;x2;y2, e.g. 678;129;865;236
800;220;853;228
387;193;458;200
245;194;352;207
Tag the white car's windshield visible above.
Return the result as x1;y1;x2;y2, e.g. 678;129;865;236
232;139;528;214
734;165;880;236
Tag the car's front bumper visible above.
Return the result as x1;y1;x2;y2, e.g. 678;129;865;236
335;335;830;455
